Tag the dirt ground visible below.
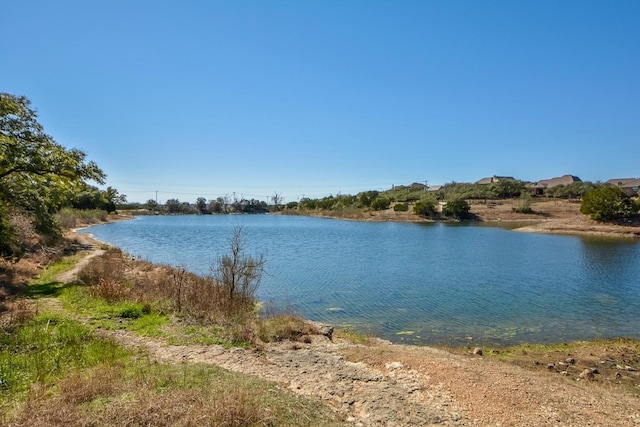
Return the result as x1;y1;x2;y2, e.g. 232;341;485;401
337;198;640;239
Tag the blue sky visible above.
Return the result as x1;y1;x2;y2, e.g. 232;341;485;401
2;1;639;204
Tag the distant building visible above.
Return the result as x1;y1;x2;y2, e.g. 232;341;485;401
605;178;640;197
427;185;443;192
533;175;581;195
475;175;515;185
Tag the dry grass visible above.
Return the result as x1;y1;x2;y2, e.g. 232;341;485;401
74;248;313;346
7;360;343;427
258;314;319;343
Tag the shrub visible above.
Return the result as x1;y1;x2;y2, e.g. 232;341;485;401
413;196;437;217
442;199;471;219
370;197;390;211
393;203;409;212
580;186;638;221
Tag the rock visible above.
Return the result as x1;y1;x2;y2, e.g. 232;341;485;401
385;362;404;370
311;322;334;340
473;347;483;356
625;365;636;372
579;368;594;380
547;363;555;370
566;357;576;365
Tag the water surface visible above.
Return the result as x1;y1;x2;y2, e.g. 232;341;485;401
82;215;640;346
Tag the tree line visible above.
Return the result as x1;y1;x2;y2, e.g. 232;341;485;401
286;180;640;222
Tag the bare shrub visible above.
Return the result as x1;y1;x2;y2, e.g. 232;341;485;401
9;211;39;252
88;278;131;302
77;248;126;285
211;226;265;316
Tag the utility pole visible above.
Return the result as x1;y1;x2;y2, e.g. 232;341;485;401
424;180;428;192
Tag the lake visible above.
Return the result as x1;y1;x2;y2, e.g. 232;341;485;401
80;214;640;346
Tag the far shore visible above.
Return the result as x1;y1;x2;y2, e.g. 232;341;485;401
111;198;640;239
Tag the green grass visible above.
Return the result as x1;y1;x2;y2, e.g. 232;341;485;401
1;315;345;426
27;254;84;298
0;314;129;411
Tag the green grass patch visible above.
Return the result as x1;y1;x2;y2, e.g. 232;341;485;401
27;254;85;298
0;314;129;411
128;312;169;337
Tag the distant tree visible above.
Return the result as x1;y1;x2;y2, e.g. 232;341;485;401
580;186;638;221
358;191;379;208
490;179;525;199
209;197;225;214
146;199;158;211
271;192;283;211
442;199;470;219
513;191;533;214
285;201;298;210
371;197;391;211
165;198;181;214
196;197;208;214
413;195;438;218
393;203;409;212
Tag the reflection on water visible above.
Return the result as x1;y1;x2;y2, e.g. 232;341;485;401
82;215;640;346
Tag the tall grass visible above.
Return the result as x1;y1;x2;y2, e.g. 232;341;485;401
55;208;109;230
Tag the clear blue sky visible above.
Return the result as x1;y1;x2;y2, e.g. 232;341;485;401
2;1;639;204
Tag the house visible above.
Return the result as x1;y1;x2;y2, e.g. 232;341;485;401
427;185;443;192
533;175;581;196
475;175;515;185
605;178;640;197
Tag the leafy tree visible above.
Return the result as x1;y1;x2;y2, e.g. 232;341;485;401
490;179;525;199
413;195;438;217
513;191;533;214
146;199;158;211
358;191;379;208
580;186;638;221
0;93;105;255
443;199;470;219
165;198;182;214
370;197;390;211
196;197;208;214
209;197;225;214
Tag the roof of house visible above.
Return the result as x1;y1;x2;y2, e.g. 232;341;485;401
427;185;443;192
605;178;640;188
534;174;581;189
475;175;515;185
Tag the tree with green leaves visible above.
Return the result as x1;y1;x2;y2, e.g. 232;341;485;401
580;186;638;221
196;197;208;214
1;93;106;256
371;197;391;211
413;195;438;218
442;198;471;219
